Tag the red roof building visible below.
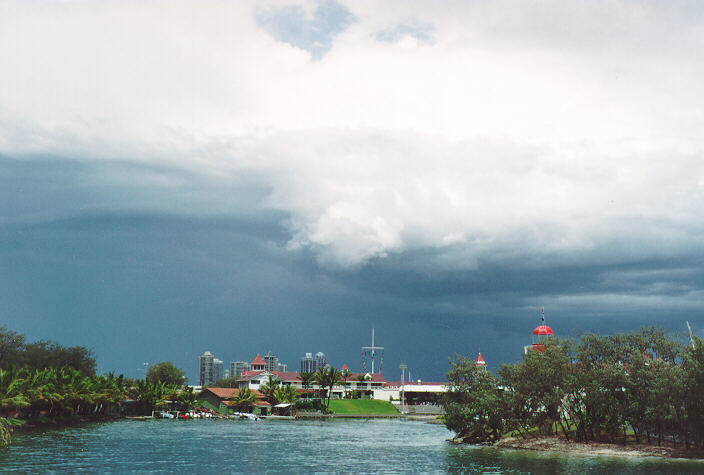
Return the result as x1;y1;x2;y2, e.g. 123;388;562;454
250;354;267;371
475;352;487;367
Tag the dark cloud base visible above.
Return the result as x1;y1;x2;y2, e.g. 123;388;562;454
2;212;702;382
1;156;703;381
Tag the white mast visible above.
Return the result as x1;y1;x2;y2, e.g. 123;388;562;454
362;327;384;374
687;321;695;349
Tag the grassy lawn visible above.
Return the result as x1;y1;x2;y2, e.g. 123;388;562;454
327;399;399;415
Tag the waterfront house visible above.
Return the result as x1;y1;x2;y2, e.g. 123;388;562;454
197;387;271;415
235;370;385;399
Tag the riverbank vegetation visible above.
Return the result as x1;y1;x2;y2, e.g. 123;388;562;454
443;326;704;454
0;326;194;446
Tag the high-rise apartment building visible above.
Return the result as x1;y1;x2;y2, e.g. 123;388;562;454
300;352;314;373
213;358;224;383
263;352;279;372
261;351;287;372
231;361;250;378
198;351;215;386
315;351;327;371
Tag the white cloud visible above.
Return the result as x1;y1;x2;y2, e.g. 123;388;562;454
1;0;703;267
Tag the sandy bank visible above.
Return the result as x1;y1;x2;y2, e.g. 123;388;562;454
492;435;704;459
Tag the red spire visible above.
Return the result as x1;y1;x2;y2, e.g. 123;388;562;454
250;353;266;365
341;363;349;370
475;352;486;366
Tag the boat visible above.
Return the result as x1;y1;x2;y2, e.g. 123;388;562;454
231;412;260;421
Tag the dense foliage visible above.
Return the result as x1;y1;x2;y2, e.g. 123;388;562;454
229;387;257;411
0;326;96;375
145;362;187;386
0;366;196;421
0;327;197;446
443;327;704;450
444;355;503;443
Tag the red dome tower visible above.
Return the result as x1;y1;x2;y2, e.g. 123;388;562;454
526;308;554;353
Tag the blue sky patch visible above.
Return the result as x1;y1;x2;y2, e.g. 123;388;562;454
375;20;435;44
256;0;355;60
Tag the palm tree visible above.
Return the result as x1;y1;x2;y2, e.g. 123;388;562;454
326;368;342;408
230;387;256;412
0;368;29;416
298;371;315;390
176;385;197;412
340;368;350;399
314;367;342;410
0;367;126;422
274;384;298;404
260;375;281;405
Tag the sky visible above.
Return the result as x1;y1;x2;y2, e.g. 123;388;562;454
1;0;703;382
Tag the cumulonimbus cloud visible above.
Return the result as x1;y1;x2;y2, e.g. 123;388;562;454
1;0;703;268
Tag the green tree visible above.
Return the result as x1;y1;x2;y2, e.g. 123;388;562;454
314;366;341;409
274;384;298;404
18;341;96;375
297;371;315;389
499;340;572;440
260;375;281;405
211;376;240;388
0;327;95;375
340;368;350;398
682;336;704;448
230;388;256;412
145;362;187;386
443;354;503;444
0;327;25;369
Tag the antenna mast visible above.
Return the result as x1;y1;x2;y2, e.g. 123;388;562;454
361;327;385;374
687;321;695;349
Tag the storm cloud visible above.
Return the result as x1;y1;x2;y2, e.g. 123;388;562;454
1;0;703;380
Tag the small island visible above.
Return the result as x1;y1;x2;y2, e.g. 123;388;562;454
441;325;704;459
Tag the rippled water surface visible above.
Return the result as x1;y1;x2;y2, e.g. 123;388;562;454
2;419;704;473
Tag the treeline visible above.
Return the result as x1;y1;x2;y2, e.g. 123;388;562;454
0;326;96;375
0;366;197;420
443;327;704;450
0;326;196;446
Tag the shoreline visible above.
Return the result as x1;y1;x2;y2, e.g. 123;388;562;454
295;413;441;422
485;435;704;460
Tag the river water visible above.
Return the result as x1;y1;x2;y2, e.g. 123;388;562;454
2;419;703;473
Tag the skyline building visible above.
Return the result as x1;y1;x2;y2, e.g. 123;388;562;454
315;351;327;371
231;361;250;378
300;352;314;373
198;351;215;386
263;351;287;372
213;358;224;383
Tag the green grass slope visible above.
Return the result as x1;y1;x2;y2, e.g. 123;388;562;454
327;399;399;415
